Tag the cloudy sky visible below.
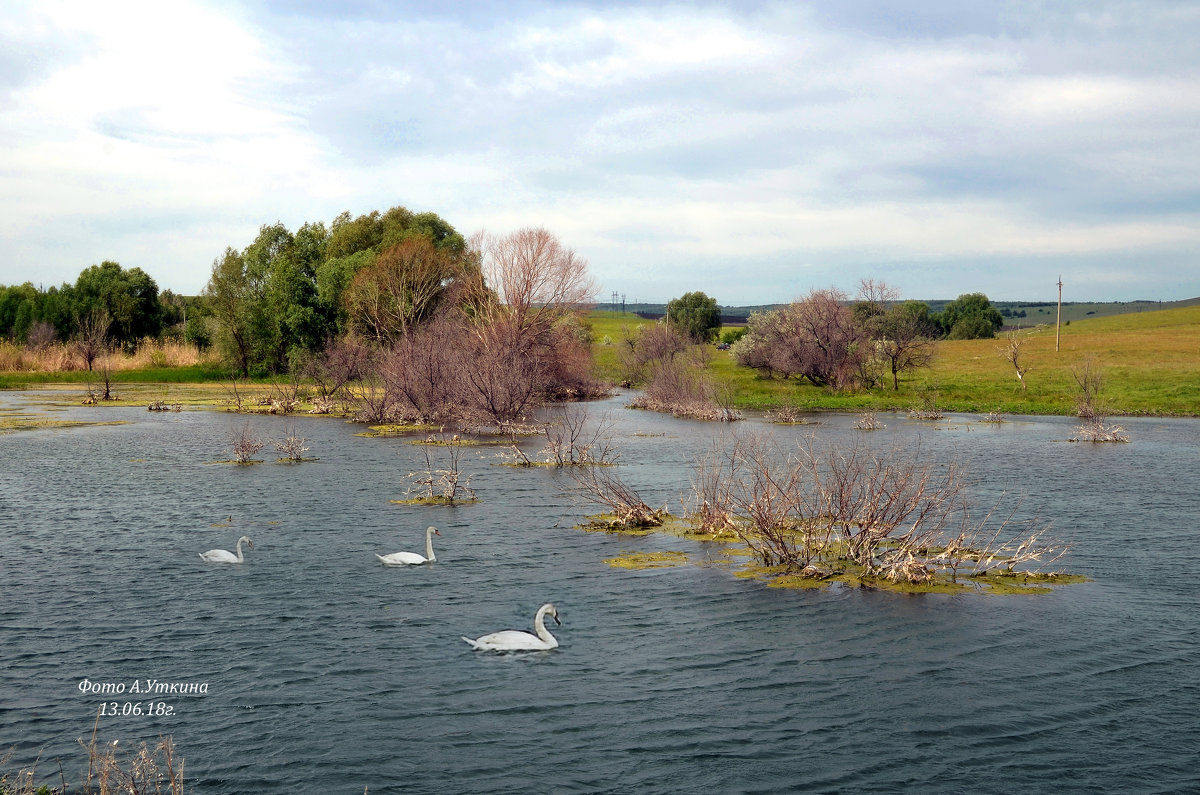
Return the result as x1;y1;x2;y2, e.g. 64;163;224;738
2;1;1199;305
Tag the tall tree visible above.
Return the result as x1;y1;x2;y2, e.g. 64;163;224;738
666;291;721;342
203;247;257;376
937;293;1004;339
73;261;162;345
855;280;936;390
480;226;597;342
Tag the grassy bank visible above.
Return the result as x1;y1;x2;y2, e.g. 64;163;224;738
587;305;1200;416
2;306;1195;417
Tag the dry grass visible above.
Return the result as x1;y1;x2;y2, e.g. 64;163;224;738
1;722;182;795
0;339;213;373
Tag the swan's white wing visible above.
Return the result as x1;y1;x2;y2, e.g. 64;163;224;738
200;549;239;563
376;552;427;565
464;630;553;651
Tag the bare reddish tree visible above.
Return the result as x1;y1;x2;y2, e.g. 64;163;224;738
303;334;372;401
344;237;473;342
462;314;549;425
384;312;471;423
445;227;602;424
618;322;692;383
744;289;864;388
479;226;598;342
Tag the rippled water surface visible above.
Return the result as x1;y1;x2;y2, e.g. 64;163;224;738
2;392;1198;793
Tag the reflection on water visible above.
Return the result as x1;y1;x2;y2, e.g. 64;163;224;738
2;392;1198;793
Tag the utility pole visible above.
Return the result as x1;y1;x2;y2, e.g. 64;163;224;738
1055;275;1062;353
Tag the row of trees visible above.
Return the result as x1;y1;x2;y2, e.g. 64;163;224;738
661;289;1004;347
646;286;1005;393
0;262;190;349
203;206;471;376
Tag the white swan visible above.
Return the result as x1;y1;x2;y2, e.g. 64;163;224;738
376;526;440;566
199;535;253;564
462;603;561;652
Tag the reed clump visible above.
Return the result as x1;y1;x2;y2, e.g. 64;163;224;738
1;726;182;795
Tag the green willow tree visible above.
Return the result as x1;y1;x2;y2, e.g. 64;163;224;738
666;291;721;342
936;293;1004;339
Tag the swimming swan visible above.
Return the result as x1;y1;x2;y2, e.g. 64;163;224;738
376;526;440;566
199;536;253;564
462;603;561;652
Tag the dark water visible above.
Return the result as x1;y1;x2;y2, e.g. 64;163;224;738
1;392;1198;793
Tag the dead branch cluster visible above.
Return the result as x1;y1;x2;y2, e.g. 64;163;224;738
405;435;477;503
229;422;311;463
1069;358;1129;443
906;385;943;420
686;433;1066;583
571;463;666;527
764;405;814;424
533;406;618;466
998;326;1043;395
854;411;885;430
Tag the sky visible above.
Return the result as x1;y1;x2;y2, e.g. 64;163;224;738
2;0;1199;305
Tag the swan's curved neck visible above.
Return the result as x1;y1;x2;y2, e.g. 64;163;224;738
425;528;436;562
234;538;245;562
534;607;555;643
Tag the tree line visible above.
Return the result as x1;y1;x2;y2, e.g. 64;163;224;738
2;203;1009;412
0;261;190;350
655;284;1004;393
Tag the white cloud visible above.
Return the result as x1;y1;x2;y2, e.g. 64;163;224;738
0;0;1198;302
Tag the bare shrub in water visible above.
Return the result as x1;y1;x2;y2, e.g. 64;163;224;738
854;411;885;430
232;422;266;463
347;354;399;424
302;334;371;403
275;424;311;461
538;406;618;466
572;463;665;527
1068;357;1129;442
618;322;691;384
629;353;742;421
690;433;1064;583
405;435;476;504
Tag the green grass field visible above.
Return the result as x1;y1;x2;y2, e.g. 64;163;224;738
586;305;1200;416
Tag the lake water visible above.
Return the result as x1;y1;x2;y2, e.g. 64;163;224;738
1;391;1198;793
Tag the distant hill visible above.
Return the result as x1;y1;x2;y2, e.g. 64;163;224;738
611;297;1200;328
